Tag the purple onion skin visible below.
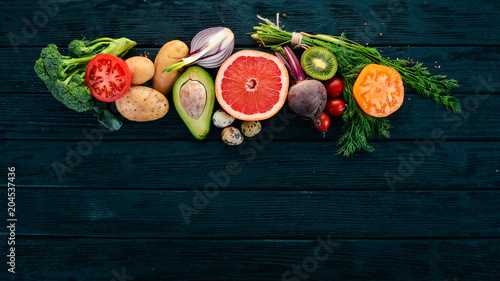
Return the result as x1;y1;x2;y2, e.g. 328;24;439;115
287;80;327;121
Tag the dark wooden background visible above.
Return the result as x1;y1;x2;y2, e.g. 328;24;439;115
1;0;500;280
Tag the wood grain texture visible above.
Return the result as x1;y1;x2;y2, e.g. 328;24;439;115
2;0;500;47
2;140;499;189
3;46;499;94
1;92;499;140
8;237;500;281
4;189;500;238
2;0;500;280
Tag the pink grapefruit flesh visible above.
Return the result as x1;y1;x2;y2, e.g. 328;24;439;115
215;50;289;121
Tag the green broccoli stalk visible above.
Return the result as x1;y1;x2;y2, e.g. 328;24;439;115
68;37;136;58
34;37;136;131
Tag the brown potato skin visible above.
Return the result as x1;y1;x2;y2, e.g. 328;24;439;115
125;56;155;85
153;40;189;95
116;86;169;122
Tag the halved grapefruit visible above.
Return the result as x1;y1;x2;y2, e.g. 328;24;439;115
215;50;289;121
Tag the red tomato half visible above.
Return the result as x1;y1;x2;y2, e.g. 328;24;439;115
85;54;131;102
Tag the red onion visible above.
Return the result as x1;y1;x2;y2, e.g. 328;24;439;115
164;27;234;72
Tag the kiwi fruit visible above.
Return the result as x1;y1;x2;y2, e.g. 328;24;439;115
301;46;338;80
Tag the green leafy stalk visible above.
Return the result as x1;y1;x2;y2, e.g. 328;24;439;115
251;16;460;156
92;101;123;131
312;33;461;112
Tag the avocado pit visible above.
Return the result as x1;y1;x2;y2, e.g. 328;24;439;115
180;80;207;120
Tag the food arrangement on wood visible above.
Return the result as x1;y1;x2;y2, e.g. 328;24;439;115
34;14;460;157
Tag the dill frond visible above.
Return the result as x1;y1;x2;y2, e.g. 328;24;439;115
252;16;461;157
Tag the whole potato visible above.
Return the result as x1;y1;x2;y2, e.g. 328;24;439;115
116;86;169;122
125;56;155;85
153;40;189;95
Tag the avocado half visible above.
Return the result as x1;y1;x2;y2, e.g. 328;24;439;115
173;66;215;140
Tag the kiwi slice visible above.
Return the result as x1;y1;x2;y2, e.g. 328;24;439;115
301;46;338;80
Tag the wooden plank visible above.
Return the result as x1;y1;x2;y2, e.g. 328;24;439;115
9;237;500;280
2;0;500;48
1;91;499;140
3;2;499;281
5;189;500;238
4;46;499;94
2;140;499;189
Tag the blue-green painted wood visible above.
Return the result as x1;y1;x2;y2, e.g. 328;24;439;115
2;0;500;47
2;46;499;94
1;0;500;280
7;237;500;281
2;189;499;238
2;140;499;190
1;92;499;140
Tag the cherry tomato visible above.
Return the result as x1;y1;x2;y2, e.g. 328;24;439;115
313;112;330;131
325;98;346;117
85;54;131;102
324;76;345;98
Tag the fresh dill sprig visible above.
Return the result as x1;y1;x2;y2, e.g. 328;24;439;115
251;16;461;157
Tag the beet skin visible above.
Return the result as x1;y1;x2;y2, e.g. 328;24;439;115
287;79;327;121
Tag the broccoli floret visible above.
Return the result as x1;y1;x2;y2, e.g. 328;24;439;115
51;72;94;112
39;44;90;80
39;44;66;78
68;37;136;58
35;44;94;112
36;58;93;112
34;37;136;130
34;38;137;111
34;57;50;84
35;57;91;111
68;40;89;57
